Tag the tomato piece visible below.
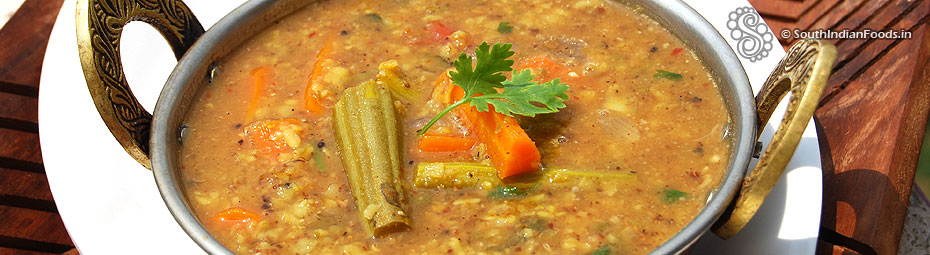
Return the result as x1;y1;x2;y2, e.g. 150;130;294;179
426;21;456;42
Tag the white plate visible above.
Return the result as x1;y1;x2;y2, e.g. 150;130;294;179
39;0;821;254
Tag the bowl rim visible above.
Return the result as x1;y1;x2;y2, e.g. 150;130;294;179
150;0;755;254
629;0;755;254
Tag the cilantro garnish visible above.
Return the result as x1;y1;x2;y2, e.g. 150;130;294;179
654;70;683;80
417;42;570;136
521;217;548;232
662;188;688;203
488;182;540;200
498;22;514;34
591;245;612;255
488;185;529;200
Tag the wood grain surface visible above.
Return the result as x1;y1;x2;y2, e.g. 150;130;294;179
0;0;927;255
750;0;930;254
0;0;70;254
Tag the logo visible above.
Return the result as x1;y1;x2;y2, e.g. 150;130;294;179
726;7;774;62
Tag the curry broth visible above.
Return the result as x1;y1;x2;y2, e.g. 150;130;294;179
179;0;730;254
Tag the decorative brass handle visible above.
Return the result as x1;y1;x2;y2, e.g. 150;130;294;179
76;0;203;169
712;39;837;238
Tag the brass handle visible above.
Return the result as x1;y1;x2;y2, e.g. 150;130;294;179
712;39;836;238
76;0;203;169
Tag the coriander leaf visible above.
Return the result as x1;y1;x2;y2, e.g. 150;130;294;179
654;70;683;80
489;185;527;200
662;188;688;203
417;42;570;136
471;69;569;117
449;42;514;96
498;21;514;34
591;245;612;255
488;183;539;200
521;217;548;232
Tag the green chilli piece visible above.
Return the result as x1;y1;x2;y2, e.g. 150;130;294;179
312;146;325;171
333;81;410;237
654;70;683;80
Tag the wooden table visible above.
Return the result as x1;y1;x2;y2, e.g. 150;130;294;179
749;0;930;254
0;0;74;254
0;0;927;254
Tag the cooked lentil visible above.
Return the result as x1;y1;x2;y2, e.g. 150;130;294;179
179;0;731;254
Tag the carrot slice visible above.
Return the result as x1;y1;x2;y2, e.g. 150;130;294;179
304;35;336;113
434;73;542;178
305;91;323;113
246;66;271;122
243;118;302;155
417;135;477;152
429;71;456;105
213;207;259;224
456;106;541;178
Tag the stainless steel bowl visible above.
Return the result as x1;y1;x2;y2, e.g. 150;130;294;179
76;0;835;254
